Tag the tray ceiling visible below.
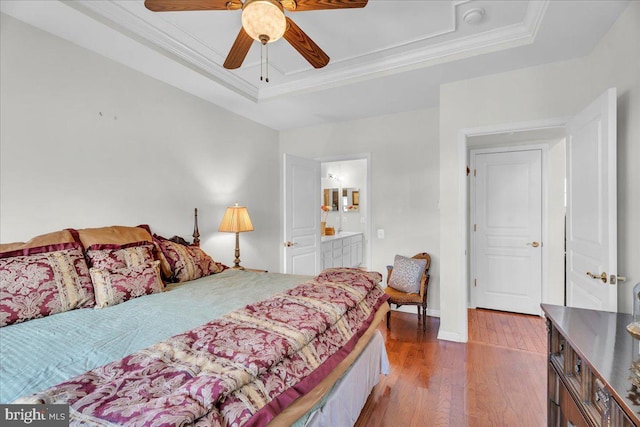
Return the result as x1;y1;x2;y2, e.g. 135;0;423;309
0;0;630;130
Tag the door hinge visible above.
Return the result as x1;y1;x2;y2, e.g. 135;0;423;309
474;169;477;177
474;278;477;287
466;166;470;176
473;224;477;232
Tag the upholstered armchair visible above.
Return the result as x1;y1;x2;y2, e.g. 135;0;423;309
384;252;431;331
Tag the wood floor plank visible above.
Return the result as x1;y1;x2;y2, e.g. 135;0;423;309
355;309;546;427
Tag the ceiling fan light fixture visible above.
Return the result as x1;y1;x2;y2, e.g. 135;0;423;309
242;0;286;45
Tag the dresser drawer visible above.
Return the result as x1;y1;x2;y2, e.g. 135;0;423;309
564;344;604;426
549;362;561;406
559;379;590;427
589;377;611;425
563;343;584;399
543;306;640;427
610;399;636;427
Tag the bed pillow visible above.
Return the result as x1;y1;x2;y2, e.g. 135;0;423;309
0;229;79;253
154;236;224;283
150;236;174;280
0;243;95;326
86;241;155;270
75;225;153;249
388;255;427;294
90;261;164;308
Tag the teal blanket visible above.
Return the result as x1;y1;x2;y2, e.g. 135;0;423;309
0;270;309;403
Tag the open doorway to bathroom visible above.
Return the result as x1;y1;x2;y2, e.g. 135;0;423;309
321;158;370;270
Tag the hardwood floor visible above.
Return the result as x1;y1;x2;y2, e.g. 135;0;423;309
355;309;547;427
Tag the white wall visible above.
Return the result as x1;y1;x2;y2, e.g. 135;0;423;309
280;108;441;314
0;14;281;272
439;1;640;340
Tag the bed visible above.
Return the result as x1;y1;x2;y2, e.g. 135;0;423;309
0;220;389;426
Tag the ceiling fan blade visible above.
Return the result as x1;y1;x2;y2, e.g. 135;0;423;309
144;0;242;12
283;0;367;12
224;27;254;69
283;17;329;68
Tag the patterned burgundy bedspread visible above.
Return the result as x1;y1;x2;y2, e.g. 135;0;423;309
19;268;388;427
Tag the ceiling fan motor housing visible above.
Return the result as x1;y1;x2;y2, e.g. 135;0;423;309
241;0;286;44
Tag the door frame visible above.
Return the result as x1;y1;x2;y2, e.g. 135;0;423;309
444;117;566;343
469;144;549;315
280;152;372;274
317;153;372;273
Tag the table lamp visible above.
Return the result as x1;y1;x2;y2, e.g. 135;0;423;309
218;203;254;269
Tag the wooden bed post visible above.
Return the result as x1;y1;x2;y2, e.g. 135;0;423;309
193;208;200;247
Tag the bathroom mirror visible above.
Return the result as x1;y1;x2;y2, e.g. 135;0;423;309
342;188;360;212
323;188;340;211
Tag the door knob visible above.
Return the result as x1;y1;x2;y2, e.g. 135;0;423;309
586;271;608;284
526;241;540;248
284;241;298;247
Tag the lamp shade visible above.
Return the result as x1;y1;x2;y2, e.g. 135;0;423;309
241;0;286;44
218;204;254;233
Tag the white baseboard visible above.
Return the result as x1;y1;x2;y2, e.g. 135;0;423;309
390;305;440;318
437;330;467;343
389;306;464;342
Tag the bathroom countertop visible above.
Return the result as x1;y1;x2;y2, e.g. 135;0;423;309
321;232;362;243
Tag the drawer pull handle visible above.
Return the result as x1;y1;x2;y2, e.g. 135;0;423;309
595;378;609;406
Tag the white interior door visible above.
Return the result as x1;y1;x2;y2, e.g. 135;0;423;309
566;88;618;312
472;148;543;315
283;154;321;275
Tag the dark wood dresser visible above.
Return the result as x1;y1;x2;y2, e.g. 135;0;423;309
542;304;640;426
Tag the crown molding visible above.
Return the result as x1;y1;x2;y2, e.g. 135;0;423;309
62;0;549;103
259;0;549;100
63;0;259;101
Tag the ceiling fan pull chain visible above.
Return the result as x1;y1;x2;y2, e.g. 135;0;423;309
266;43;270;83
260;43;264;81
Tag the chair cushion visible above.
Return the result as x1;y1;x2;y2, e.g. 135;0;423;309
385;285;422;304
388;255;426;294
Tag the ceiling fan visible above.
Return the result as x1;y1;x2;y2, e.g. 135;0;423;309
144;0;368;71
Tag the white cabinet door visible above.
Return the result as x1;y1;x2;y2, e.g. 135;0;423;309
350;235;363;267
332;239;343;267
321;241;333;270
342;241;351;267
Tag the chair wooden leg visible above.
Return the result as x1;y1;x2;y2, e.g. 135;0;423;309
422;306;427;331
386;309;391;329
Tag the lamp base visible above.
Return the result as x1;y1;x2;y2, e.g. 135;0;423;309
230;265;245;271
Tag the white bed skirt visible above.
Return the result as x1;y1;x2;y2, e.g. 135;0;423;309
305;330;389;427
